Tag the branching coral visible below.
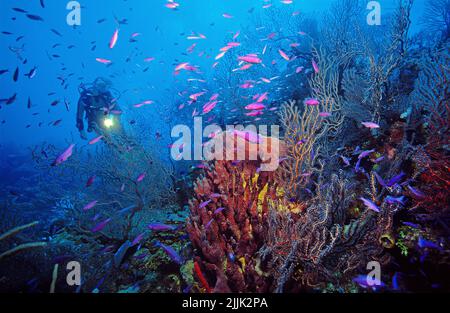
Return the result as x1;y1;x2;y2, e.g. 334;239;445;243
261;173;394;292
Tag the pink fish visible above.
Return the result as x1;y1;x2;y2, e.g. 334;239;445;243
203;101;218;114
279;49;290;61
319;112;332;117
165;1;179;9
144;57;155;62
136;173;146;183
227;42;240;47
257;92;268;103
245;103;265;110
88;135;104;145
190;92;206;101
51;144;75;166
215;51;226;60
223;13;233;19
210;93;219;101
220;45;233;52
120;183;125;192
238;55;262;64
312;59;319;73
83;200;98;211
240;82;254;89
246;110;264;117
96;58;112;64
361;122;380;129
233;31;240;40
261;77;271;83
91;218;111;233
233;130;262;144
109;29;119;49
296;66;304;73
175;62;189;71
187;43;197;53
304;98;320;106
239;63;253;71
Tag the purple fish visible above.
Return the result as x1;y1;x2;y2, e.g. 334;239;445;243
91;218;111;233
214;207;225;214
358;149;375;159
199;200;212;209
373;156;385;163
402;222;419;228
360;197;380;213
407;185;425;198
353;275;385;288
51;144;75;166
147;223;175;231
131;233;145;246
156;241;182;265
374;172;386;187
355;158;362;172
136;172;146;182
205;219;214;229
83;200;98;211
387;172;405;187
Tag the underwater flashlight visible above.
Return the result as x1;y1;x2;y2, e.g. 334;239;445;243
103;116;114;128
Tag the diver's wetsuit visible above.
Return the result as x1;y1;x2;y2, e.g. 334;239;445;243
76;87;136;153
76;89;117;134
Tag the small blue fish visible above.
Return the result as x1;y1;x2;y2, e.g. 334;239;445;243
385;195;405;205
392;272;400;291
418;237;442;251
402;222;420;228
340;155;350;166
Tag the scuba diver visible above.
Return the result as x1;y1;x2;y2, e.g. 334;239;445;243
76;77;123;140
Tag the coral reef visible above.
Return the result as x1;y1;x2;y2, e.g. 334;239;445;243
187;156;304;292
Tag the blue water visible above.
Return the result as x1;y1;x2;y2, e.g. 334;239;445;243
0;0;448;294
